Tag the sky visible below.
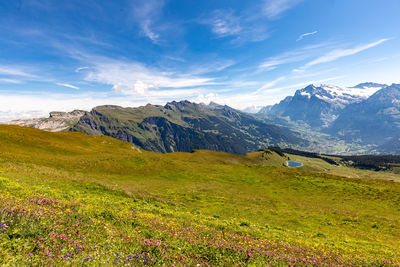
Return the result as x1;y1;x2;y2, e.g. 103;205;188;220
0;0;400;121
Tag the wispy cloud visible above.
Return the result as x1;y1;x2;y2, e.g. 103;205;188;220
201;9;269;43
294;38;389;72
142;20;160;42
165;56;185;62
75;66;89;72
0;65;36;78
255;76;287;93
0;78;23;84
259;42;328;71
296;30;318;41
132;0;165;43
56;83;80;90
206;10;242;37
263;0;302;19
188;59;236;75
255;76;344;94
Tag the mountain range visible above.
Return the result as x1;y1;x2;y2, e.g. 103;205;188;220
258;83;386;128
5;101;307;154
328;84;400;151
4;82;400;154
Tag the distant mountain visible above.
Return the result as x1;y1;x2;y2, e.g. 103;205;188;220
70;101;307;154
328;84;400;147
5;101;307;154
258;83;385;128
4;110;85;132
6;82;400;155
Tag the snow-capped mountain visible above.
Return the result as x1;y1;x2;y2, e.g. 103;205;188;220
258;83;386;128
298;83;384;104
328;83;400;146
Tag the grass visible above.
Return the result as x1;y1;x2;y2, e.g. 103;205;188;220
0;125;400;265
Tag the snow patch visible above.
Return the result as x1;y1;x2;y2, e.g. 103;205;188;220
299;84;384;104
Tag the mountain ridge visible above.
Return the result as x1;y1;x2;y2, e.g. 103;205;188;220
4;101;307;154
70;100;307;154
328;83;400;146
4;82;400;154
258;83;386;128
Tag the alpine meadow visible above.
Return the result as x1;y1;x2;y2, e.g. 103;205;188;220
1;0;400;266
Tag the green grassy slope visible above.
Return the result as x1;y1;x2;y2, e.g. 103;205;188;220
0;125;399;265
70;101;307;154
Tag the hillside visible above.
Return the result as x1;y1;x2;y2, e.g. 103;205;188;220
4;101;307;154
70;101;307;154
1;125;400;265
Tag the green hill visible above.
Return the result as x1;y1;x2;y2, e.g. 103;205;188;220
70;101;308;154
0;125;399;265
8;100;308;154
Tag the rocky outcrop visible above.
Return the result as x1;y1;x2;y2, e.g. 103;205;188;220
5;110;86;132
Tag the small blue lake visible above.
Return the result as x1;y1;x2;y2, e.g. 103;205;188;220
287;161;303;167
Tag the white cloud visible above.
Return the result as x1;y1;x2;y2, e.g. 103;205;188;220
201;9;269;43
296;30;318;41
294;38;389;72
188;59;236;75
0;88;211;122
84;59;215;96
264;0;302;19
75;66;89;72
0;78;22;84
165;56;185;62
0;65;36;77
0;92;142;122
132;0;165;43
259;42;328;71
56;83;80;90
193;76;346;110
207;10;242;37
259;54;299;71
256;76;287;93
255;76;345;94
142;20;160;42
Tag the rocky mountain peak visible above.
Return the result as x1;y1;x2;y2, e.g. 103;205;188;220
164;100;194;110
49;110;86;118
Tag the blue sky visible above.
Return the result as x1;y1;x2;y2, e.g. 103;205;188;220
0;0;399;120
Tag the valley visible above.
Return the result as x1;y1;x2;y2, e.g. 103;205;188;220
1;125;399;265
6;82;400;156
1;1;399;266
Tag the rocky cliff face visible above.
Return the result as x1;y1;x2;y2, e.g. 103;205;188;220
5;110;86;132
259;83;385;128
70;101;307;154
328;84;400;146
